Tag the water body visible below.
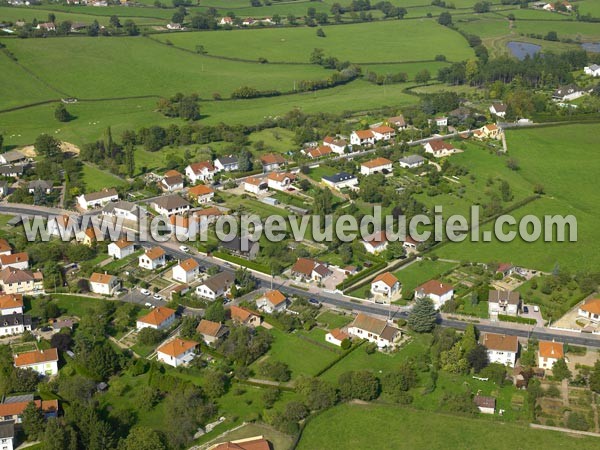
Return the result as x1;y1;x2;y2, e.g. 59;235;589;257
581;42;600;53
507;41;542;60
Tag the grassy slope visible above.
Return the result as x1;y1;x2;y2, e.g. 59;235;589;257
2;36;331;100
297;403;599;450
435;124;600;272
153;20;474;63
0;5;165;25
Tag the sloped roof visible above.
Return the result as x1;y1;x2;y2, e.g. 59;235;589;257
426;140;455;152
291;258;316;276
353;129;374;140
212;437;270;450
157;338;197;357
362;157;392;169
137;307;175;326
178;258;199;272
415;279;454;296
539;340;564;359
580;298;600;315
152;194;190;211
111;238;134;250
230;305;259;323
260;153;285;165
14;348;59;367
197;319;227;337
83;188;118;202
188;161;215;174
480;332;519;353
144;246;166;260
202;271;234;293
350;313;387;335
488;290;520;305
372;272;399;288
262;289;286;307
0;267;37;284
0;252;28;265
89;272;116;285
329;328;349;341
0;294;23;310
188;184;214;197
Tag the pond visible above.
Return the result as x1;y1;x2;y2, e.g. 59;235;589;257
581;42;600;53
507;41;542;60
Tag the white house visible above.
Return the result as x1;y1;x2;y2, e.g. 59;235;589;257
151;194;191;217
350;130;375;146
243;176;268;195
322;136;348;154
305;145;332;159
77;188;118;210
172;258;200;283
488;290;520;319
0;253;29;270
0;294;23;316
188;184;214;204
139;246;166;270
266;172;295;191
398;155;425;169
480;332;519;367
89;272;119;295
102;200;145;224
256;289;288;313
160;170;184;192
166;22;182;30
423;140;455;158
584;64;600;77
321;172;358;190
538;340;564;370
489;103;507;118
185;161;216;183
27;180;52;194
370;272;400;300
14;348;59;376
260;153;286;171
136;307;176;330
360;157;393;176
362;231;388;254
414;280;454;310
107;239;135;260
387;115;406;130
0;239;11;256
347;313;401;349
474;395;496;415
0;313;31;336
578;298;600;323
156;338;197;368
434;116;448;127
196;271;234;300
325;328;350;347
214;155;238;172
553;85;586;102
219;16;234;25
370;125;395;141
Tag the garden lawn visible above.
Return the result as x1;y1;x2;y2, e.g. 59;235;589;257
252;328;339;378
316;310;353;329
82;163;128;191
393;259;458;294
153;20;474;63
319;333;432;383
296;402;600;450
0;5;165;25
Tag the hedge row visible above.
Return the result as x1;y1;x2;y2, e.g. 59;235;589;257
498;314;536;325
212;251;270;274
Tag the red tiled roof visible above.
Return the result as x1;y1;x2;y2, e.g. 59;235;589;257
362;157;392;169
372;272;399;288
415;279;454;296
14;348;59;367
580;298;600;315
138;307;175;326
157;338;197;357
262;290;286;307
539;340;564;359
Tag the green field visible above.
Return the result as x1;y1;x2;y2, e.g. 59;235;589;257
82;163;128;191
154;20;474;63
251;328;339;378
297;403;600;449
436;124;600;272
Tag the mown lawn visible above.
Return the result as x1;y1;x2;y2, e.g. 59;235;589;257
296;402;600;450
316;310;353;329
394;259;458;295
251;328;339;379
82;163;128;191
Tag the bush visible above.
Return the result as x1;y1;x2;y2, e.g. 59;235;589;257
545;385;561;398
340;338;351;350
498;314;536;325
566;412;590;431
364;342;377;354
137;328;165;346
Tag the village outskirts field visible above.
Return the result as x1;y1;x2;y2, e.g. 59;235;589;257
3;0;600;449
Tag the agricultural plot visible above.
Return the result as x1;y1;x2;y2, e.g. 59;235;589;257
1;36;331;102
153;20;474;63
0;5;165;25
436;124;600;272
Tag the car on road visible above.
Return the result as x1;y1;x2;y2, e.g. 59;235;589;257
308;298;321;307
153;293;163;301
523;306;529;314
140;288;151;296
533;305;539;312
179;245;189;253
144;302;153;308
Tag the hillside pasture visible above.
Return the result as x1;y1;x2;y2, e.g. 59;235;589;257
153;20;474;63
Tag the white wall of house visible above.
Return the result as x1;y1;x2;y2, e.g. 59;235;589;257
157;349;194;368
18;360;58;376
90;280;119;295
486;349;517;367
173;266;198;283
107;244;134;260
347;326;391;348
139;255;165;270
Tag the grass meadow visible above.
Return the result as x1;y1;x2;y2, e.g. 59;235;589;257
435;124;600;272
296;403;600;450
154;20;474;63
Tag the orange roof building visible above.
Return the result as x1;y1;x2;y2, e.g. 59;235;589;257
0;293;23;312
538;340;564;360
229;305;262;327
372;272;399;289
257;289;287;312
136;307;176;330
188;184;215;199
579;298;600;322
156;338;197;367
14;349;59;375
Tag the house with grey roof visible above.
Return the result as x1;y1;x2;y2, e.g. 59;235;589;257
398;155;425;169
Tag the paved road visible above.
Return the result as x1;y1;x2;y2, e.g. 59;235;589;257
4;205;600;348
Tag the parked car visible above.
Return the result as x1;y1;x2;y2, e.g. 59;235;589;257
308;298;321;307
153;293;163;301
179;245;189;253
533;305;539;312
523;306;529;314
140;288;151;296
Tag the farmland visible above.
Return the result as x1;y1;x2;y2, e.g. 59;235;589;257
153;20;474;63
